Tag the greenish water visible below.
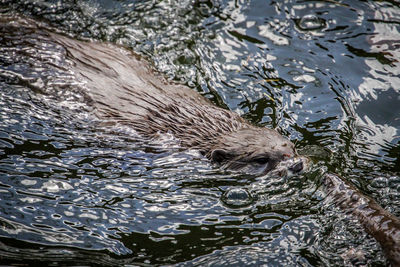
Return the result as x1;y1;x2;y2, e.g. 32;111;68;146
0;0;399;266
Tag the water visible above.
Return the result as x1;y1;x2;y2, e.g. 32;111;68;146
0;0;399;266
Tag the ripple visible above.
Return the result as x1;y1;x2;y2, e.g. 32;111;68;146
258;24;290;46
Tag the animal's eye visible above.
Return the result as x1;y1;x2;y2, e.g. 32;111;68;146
253;157;269;165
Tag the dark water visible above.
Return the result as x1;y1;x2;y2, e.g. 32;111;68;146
0;0;399;266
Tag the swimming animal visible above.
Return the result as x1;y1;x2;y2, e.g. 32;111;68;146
0;15;306;177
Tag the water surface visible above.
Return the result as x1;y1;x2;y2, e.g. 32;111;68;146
0;0;399;266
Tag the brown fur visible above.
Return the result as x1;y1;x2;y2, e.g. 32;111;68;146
0;15;300;175
66;38;299;174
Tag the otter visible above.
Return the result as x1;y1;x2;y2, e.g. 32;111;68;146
0;15;399;265
60;34;307;177
0;15;305;176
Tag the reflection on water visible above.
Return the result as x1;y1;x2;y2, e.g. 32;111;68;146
0;0;399;266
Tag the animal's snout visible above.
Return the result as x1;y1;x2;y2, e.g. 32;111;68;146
289;161;303;173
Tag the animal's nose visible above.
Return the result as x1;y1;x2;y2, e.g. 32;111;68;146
289;161;303;173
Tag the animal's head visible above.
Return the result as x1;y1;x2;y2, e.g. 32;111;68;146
209;127;307;176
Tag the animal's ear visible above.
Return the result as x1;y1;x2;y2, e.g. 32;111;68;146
211;149;232;164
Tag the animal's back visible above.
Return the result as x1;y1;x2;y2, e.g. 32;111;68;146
51;26;215;124
0;15;248;152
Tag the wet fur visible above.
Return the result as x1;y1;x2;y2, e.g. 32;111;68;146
0;15;297;175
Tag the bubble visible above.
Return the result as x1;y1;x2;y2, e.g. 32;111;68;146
221;188;255;208
370;177;388;189
297;14;326;31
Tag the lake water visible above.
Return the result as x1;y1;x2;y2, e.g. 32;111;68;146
0;0;399;266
